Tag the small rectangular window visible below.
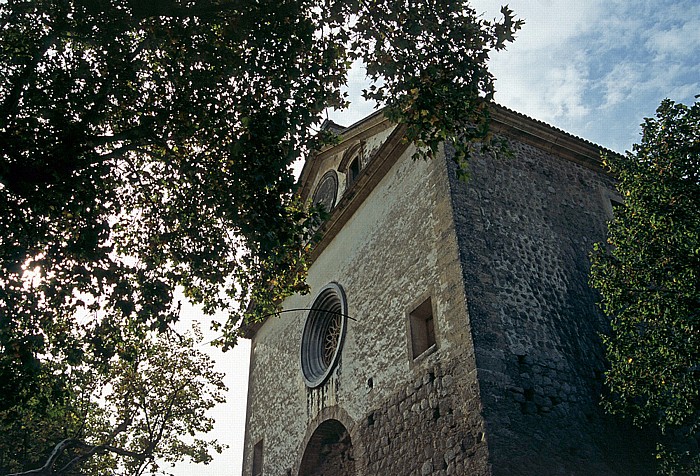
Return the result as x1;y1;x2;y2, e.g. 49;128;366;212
252;439;263;476
610;198;623;215
349;156;361;184
409;297;436;359
600;187;624;221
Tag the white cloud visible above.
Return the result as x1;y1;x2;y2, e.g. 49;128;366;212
545;62;591;119
646;18;700;60
473;0;602;48
599;63;644;109
329;60;377;128
480;0;699;151
489;50;591;126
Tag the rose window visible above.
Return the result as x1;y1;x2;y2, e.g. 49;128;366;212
300;283;348;388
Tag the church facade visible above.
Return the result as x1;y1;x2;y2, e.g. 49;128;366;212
241;106;654;475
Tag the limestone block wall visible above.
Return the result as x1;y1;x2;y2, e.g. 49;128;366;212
242;135;491;475
355;358;490;476
446;138;656;475
242;109;659;476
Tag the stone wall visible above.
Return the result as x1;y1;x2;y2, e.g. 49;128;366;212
446;139;656;475
242;123;491;475
355;359;489;476
242;109;658;476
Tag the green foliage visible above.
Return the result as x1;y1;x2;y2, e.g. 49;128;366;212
0;0;521;472
590;98;700;474
355;2;522;171
1;324;226;475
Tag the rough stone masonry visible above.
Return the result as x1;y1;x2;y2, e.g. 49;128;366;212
241;106;656;475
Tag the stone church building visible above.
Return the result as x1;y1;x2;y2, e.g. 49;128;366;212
241;105;655;475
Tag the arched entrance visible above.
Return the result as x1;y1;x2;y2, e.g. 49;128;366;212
298;419;355;476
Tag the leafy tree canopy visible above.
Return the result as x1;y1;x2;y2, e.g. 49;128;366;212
591;98;700;475
0;0;521;472
1;323;227;475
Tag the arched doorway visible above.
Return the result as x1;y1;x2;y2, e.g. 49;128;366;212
298;419;355;476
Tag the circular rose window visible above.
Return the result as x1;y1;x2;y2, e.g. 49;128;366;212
311;170;338;212
300;283;348;388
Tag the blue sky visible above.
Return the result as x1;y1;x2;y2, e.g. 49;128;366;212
333;0;699;153
174;2;698;474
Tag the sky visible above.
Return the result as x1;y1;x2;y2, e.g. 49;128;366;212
171;2;698;475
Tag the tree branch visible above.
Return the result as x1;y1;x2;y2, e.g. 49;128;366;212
126;0;246;20
1;32;58;121
4;437;150;476
77;36;151;133
147;383;186;455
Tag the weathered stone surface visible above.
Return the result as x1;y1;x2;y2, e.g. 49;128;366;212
446;135;655;475
241;107;656;476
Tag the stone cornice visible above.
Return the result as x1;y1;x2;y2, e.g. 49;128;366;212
489;104;619;170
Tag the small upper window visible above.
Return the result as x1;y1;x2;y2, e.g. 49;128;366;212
409;297;436;359
610;197;623;216
252;439;263;476
339;141;365;189
348;156;361;185
600;187;623;221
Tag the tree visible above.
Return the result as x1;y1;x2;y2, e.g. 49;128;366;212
590;98;700;474
1;323;227;475
0;0;521;472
